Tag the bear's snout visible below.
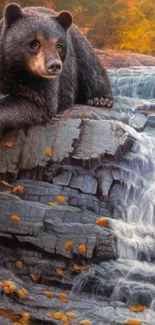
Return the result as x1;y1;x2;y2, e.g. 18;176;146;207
46;59;62;76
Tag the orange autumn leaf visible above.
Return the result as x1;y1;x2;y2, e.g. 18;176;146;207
17;289;26;299
22;287;29;295
21;312;30;321
125;320;143;325
57;195;65;204
94;217;108;227
11;215;21;222
72;264;90;271
72;264;81;270
12;185;24;194
46;147;52;157
56;268;64;275
58;292;68;303
61;315;68;321
4;141;14;148
64;240;73;251
46;312;63;320
3;286;10;294
61;315;69;325
0;180;11;186
79;320;92;325
47;201;58;206
43;290;53;298
30;274;39;281
129;305;146;312
0;309;20;322
3;190;12;194
81;265;90;271
9;285;17;293
46;312;54;318
15;261;22;270
66;312;77;318
79;244;86;254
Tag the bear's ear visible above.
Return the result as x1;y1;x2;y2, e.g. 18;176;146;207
3;3;23;28
56;11;73;30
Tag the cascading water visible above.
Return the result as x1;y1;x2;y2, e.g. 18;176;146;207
71;67;155;324
109;67;155;100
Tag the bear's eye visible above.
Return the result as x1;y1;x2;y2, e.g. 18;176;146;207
29;40;40;51
56;43;63;52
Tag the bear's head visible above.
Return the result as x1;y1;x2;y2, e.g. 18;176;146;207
1;3;73;79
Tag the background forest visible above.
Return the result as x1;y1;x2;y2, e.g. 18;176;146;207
0;0;155;55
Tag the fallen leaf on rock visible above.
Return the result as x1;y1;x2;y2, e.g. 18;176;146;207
0;180;11;186
17;289;26;299
79;320;92;325
3;190;12;194
3;286;10;294
129;305;146;312
125;320;143;325
15;261;22;270
20;312;30;322
62;320;69;325
61;315;68;321
30;274;39;281
9;285;17;293
11;215;21;222
61;315;69;325
47;201;58;206
94;217;108;227
72;264;80;270
56;268;64;275
46;147;52;157
22;288;29;295
12;185;24;194
79;244;86;255
66;312;77;318
57;195;65;204
46;312;63;320
4;141;14;148
81;265;91;271
59;292;68;303
0;309;20;322
72;264;90;271
43;291;53;298
64;240;73;251
2;282;17;294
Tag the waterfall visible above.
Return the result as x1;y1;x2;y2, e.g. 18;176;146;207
71;66;155;323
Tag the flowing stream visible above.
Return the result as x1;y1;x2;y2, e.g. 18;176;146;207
71;67;155;324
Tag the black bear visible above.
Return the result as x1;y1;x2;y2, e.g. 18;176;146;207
0;3;113;130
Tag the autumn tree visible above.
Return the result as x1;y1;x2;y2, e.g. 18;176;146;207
0;0;154;54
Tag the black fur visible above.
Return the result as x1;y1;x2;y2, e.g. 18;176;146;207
0;3;113;130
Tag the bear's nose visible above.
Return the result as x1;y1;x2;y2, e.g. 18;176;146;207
46;59;62;75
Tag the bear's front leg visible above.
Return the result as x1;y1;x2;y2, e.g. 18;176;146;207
0;95;50;131
87;96;114;108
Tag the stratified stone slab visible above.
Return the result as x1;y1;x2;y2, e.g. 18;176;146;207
0;108;133;176
72;120;131;160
